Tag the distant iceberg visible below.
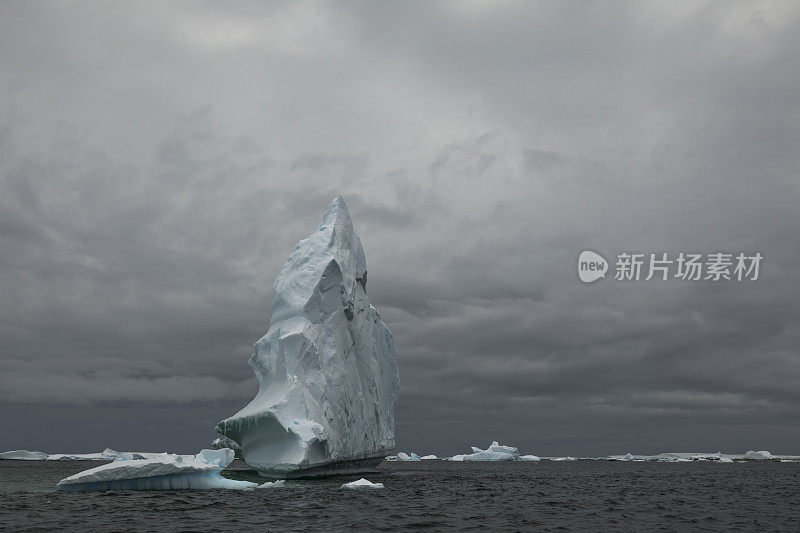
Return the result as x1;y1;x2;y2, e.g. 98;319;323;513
420;455;438;460
395;452;421;461
519;454;540;461
46;448;168;461
448;441;519;461
340;478;384;489
56;449;255;491
606;452;742;462
0;450;48;460
0;448;173;462
745;450;772;460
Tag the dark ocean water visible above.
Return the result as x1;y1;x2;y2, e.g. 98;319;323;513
1;459;799;532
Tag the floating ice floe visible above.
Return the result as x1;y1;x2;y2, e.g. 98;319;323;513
257;480;286;488
395;452;421;461
448;441;520;461
550;457;578;461
0;450;49;460
605;452;742;462
420;455;438;460
340;478;384;489
744;450;772;460
56;448;256;491
519;455;541;461
216;196;399;478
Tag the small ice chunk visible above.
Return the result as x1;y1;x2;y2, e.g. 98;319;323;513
550;457;577;461
257;480;286;488
518;455;540;462
0;450;49;460
420;455;437;460
56;448;254;491
718;456;734;463
744;450;772;460
340;478;384;489
211;436;242;454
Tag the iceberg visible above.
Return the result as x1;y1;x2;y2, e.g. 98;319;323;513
448;441;520;461
744;450;772;460
340;478;384;489
519;454;540;461
395;452;421;461
0;450;49;460
56;449;256;491
216;196;399;478
420;455;438;460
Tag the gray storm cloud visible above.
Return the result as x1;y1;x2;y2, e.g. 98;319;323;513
1;1;799;455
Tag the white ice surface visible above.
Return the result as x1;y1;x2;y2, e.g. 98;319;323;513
420;455;438;460
340;478;384;489
56;448;255;491
519;455;541;461
216;196;399;477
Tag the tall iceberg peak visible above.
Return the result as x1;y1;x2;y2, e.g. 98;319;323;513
216;195;399;477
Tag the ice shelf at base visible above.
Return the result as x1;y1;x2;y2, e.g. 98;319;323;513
56;449;256;491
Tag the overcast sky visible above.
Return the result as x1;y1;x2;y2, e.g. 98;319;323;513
1;1;799;456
